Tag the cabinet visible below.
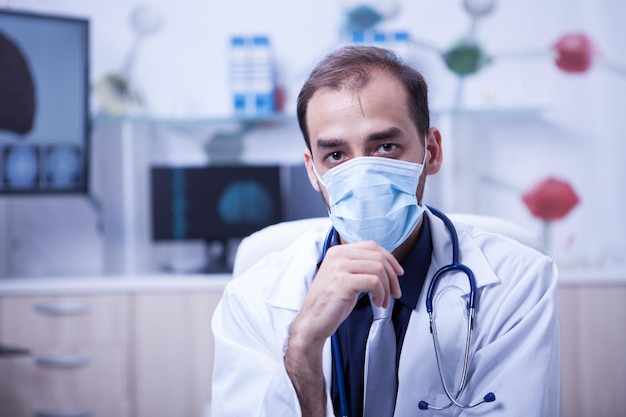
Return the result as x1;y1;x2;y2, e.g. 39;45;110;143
558;285;626;417
1;276;625;417
0;279;225;417
0;295;129;417
131;292;221;417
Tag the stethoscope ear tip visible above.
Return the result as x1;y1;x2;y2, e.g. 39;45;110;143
484;392;496;402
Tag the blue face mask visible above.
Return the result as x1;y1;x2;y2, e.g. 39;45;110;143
315;155;426;252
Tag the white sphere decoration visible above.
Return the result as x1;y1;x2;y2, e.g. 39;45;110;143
129;4;163;37
463;0;497;17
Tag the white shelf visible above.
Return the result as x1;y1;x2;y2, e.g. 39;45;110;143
91;106;545;127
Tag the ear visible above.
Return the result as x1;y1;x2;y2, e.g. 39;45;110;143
424;127;442;175
303;148;322;192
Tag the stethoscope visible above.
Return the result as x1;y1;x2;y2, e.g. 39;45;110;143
321;207;495;417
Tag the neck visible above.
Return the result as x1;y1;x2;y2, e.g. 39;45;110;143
392;215;424;262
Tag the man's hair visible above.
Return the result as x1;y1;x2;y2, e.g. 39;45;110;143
296;45;430;150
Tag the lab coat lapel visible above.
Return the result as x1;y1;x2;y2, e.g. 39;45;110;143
426;209;501;291
258;225;334;407
264;227;327;311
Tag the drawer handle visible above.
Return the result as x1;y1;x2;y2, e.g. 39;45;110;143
34;410;92;417
35;354;91;369
34;302;90;316
0;345;30;357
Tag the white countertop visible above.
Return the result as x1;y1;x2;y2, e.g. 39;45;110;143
557;266;626;286
0;266;624;296
0;273;232;296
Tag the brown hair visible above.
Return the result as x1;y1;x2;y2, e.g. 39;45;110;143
296;45;430;150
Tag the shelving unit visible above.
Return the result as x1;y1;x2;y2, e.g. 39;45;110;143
91;112;303;276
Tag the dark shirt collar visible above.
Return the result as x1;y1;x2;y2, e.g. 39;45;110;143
352;215;432;311
396;214;432;310
327;215;432;311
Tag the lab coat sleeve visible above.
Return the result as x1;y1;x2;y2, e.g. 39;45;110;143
211;283;300;417
459;254;560;417
211;279;336;417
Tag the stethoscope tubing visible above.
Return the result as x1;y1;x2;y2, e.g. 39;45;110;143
320;207;494;415
331;334;349;417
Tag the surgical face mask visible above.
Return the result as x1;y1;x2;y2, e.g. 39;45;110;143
315;154;426;252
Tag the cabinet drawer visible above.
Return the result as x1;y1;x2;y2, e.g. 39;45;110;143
0;398;130;417
0;295;128;348
0;346;129;417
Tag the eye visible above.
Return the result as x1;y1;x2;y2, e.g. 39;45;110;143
377;143;398;154
324;151;345;164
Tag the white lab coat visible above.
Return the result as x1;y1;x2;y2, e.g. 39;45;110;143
211;210;560;417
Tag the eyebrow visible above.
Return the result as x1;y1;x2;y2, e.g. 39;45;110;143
315;126;404;152
315;137;346;151
366;126;403;143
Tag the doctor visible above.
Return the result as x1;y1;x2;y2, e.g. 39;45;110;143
211;45;560;417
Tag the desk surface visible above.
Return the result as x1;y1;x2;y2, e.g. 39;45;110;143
0;266;624;296
0;274;232;296
557;266;626;286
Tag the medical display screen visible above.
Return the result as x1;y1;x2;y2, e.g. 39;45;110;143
0;9;89;194
151;165;284;242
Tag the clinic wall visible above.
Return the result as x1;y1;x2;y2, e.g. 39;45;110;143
0;0;625;277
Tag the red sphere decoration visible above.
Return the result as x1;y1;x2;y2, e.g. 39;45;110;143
522;177;580;221
553;33;595;73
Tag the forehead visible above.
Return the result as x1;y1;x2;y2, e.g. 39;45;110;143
312;69;406;102
306;72;412;131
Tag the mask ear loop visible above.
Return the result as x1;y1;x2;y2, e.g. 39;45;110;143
416;138;429;208
311;161;327;189
310;161;332;216
421;137;429;167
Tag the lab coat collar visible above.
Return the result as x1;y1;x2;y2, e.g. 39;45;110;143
268;217;432;312
264;208;501;311
425;208;501;291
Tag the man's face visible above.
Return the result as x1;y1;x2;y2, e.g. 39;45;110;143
303;71;430;205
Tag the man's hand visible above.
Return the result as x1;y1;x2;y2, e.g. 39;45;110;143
284;240;404;417
296;240;403;344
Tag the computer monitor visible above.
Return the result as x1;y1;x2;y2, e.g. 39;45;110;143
151;165;284;272
0;9;89;194
150;163;328;273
